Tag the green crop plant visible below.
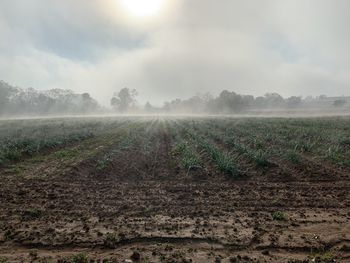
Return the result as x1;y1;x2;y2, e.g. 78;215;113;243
249;150;270;168
95;156;112;172
187;130;239;177
223;136;270;168
0;117;128;166
172;142;202;170
285;150;302;164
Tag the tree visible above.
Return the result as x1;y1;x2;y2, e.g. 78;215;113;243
263;93;285;107
144;102;154;113
217;90;246;113
0;81;13;114
81;93;98;113
111;88;138;112
286;96;302;108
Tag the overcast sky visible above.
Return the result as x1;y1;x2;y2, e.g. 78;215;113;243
0;0;349;105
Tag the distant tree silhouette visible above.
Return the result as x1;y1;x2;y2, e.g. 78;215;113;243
111;88;138;112
333;99;346;107
0;80;99;116
286;96;302;108
144;102;154;113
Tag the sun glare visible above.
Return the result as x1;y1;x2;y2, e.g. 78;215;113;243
120;0;163;18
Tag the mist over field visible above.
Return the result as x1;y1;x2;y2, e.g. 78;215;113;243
1;0;350;117
1;2;350;262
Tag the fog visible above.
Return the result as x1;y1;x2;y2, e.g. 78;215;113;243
0;0;350;115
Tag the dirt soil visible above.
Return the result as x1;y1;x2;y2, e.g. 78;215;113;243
0;124;349;263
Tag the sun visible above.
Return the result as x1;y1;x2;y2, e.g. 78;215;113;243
120;0;164;18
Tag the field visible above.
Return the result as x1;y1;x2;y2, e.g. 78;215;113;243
0;116;349;263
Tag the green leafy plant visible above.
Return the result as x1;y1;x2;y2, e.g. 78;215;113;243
95;156;112;172
71;253;89;263
272;211;287;221
172;142;202;170
312;251;335;263
104;233;118;248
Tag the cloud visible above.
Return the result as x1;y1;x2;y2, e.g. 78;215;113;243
0;0;349;106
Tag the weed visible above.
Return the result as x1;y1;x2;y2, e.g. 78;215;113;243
272;211;287;221
4;230;12;241
23;208;42;219
104;233;118;248
29;250;38;260
312;251;335;263
71;253;89;263
95;156;112;172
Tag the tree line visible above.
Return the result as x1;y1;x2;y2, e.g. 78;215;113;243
0;80;99;116
111;87;349;114
1;80;348;116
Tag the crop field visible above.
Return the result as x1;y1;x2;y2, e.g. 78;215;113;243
0;116;349;262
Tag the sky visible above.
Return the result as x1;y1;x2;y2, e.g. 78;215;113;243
0;0;350;106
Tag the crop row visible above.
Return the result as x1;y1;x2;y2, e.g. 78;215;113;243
0;118;131;166
198;118;350;167
94;121;155;172
182;125;240;178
